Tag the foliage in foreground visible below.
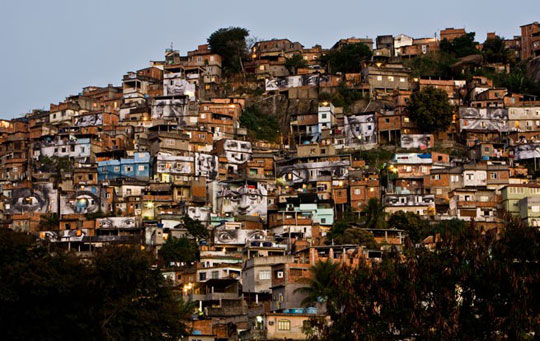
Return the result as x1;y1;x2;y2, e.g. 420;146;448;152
0;230;192;341
306;218;540;340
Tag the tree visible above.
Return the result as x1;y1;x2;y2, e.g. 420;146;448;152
440;33;480;58
207;27;249;75
361;198;386;229
0;230;190;340
294;260;340;308
407;86;454;133
482;36;510;64
239;105;280;142
159;236;199;265
320;43;372;74
315;217;540;339
39;213;60;231
182;214;209;240
285;53;308;74
335;228;378;249
387;211;429;243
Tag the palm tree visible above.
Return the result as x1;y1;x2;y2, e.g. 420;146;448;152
294;260;340;308
361;198;386;229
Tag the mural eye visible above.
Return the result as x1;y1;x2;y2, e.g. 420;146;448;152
217;231;233;242
74;191;99;213
248;231;264;240
248;194;260;200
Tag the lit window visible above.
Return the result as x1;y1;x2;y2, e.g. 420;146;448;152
278;320;291;331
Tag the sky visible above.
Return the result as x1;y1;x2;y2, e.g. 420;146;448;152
1;0;539;119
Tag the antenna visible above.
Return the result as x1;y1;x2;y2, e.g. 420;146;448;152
170;42;174;50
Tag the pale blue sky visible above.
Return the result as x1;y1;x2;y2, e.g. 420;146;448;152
1;0;538;119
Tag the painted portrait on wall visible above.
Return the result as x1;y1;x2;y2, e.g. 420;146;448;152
400;134;433;150
459;108;508;132
60;189;102;215
223;140;252;164
187;206;211;222
8;183;57;214
156;153;193;175
344;113;377;146
216;183;267;220
97;217;137;229
213;228;267;245
194;153;218;179
151;98;188;121
277;160;350;184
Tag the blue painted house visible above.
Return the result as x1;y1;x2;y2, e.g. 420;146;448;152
98;152;151;180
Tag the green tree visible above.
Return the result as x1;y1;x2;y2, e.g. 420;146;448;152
182;214;209;240
294;260;340;308
159;236;199;265
239;105;280;142
285;53;308;74
482;36;510;63
0;230;190;340
335;228;378;249
407;86;454;133
316;217;540;339
387;211;429;243
440;32;481;58
207;27;249;74
361;198;386;229
320;43;372;73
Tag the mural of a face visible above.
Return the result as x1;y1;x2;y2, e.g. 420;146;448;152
195;153;218;178
224;140;252;164
187;206;211;222
345;114;377;146
214;228;266;245
75;114;102;127
163;74;196;100
277;161;350;184
9;184;56;214
157;154;193;174
459;108;508;131
384;194;435;206
152;99;187;121
62;190;100;214
217;183;267;219
514;144;540;160
401;134;433;149
98;217;136;229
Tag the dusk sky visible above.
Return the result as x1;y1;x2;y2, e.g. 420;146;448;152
1;0;539;119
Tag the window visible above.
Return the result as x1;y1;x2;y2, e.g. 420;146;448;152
249;168;258;176
212;271;219;279
354;188;361;195
278;320;291;331
400;77;406;82
404;117;409;123
451;175;459;183
200;113;206;119
125;166;133;172
432;174;441;180
199;272;206;281
532;206;540;213
321;218;327;224
490;172;497;179
388;76;394;81
138;165;145;171
166;138;175;146
259;270;271;280
321;113;327;119
276;271;284;278
377;75;382;81
436;188;443;195
480;196;488;202
114;166;120;172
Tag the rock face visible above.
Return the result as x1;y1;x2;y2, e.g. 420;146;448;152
527;56;540;83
